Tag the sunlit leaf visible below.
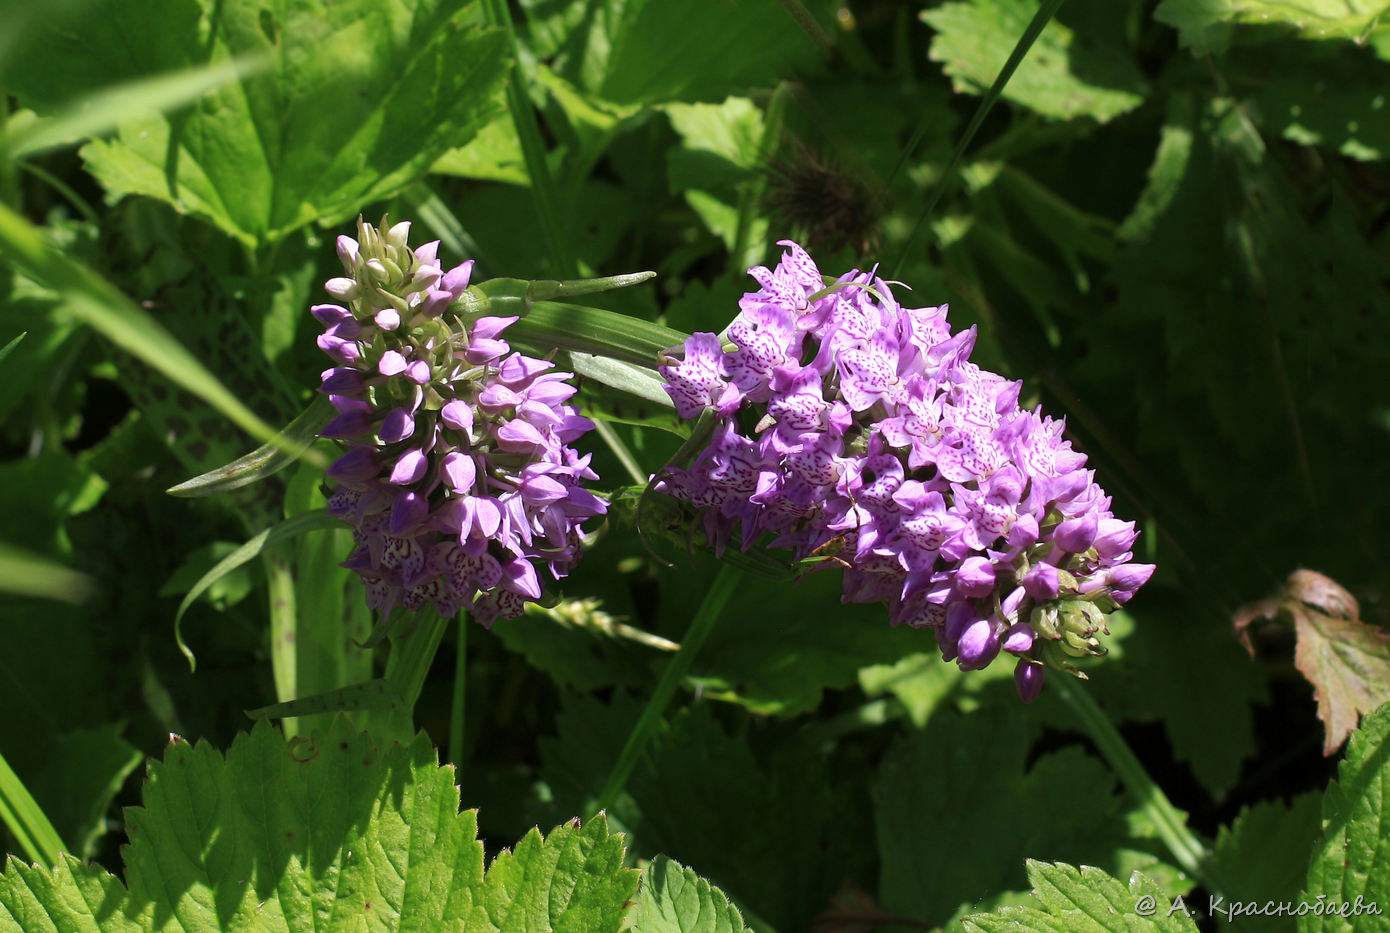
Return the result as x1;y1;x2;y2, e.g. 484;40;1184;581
1156;0;1390;53
1300;701;1390;932
924;0;1146;122
961;861;1199;932
0;721;640;931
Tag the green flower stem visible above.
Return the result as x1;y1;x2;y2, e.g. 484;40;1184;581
0;748;66;866
480;0;576;279
1052;674;1237;906
384;610;451;712
449;615;468;768
890;0;1067;278
591;563;741;817
263;548;301;739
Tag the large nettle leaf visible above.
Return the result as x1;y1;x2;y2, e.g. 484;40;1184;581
521;0;825;106
961;861;1199;933
4;0;508;248
1300;701;1390;932
875;705;1184;929
1155;0;1390;54
923;0;1146;122
1235;569;1390;755
0;719;747;932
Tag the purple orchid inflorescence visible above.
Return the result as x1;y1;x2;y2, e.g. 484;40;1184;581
656;241;1154;700
313;217;606;626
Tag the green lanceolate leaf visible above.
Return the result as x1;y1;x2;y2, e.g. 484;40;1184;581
923;0;1146;123
961;861;1200;932
1300;701;1390;932
245;679;409;720
503;300;685;369
0;332;24;365
175;510;343;670
632;856;752;933
0;720;641;932
167;395;333;498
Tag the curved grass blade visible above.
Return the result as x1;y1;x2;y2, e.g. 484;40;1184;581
167;394;332;497
174;510;342;670
0;203;286;450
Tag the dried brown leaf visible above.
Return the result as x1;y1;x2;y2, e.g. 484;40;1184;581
1233;569;1390;755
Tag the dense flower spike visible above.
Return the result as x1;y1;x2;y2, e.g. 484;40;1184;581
314;217;606;626
656;241;1153;700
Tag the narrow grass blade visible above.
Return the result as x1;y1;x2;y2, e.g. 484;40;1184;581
7;57;263;159
167;395;333;497
0;750;67;866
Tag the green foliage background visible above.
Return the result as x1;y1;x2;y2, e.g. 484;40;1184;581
0;0;1388;929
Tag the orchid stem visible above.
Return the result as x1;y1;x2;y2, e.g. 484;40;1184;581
1052;674;1242;919
590;563;740;818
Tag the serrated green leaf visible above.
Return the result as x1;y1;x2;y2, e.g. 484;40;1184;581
1156;0;1390;53
1300;701;1390;932
876;705;1180;927
0;721;641;932
466;814;638;933
961;861;1200;932
540;698;852;931
50;0;510;247
1254;52;1390;160
549;0;824;106
923;0;1146;122
1209;794;1322;932
631;856;751;933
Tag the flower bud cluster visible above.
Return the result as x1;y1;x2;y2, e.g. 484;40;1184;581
314;217;606;626
657;241;1153;699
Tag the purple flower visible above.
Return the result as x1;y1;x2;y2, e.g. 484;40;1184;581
313;217;607;626
655;239;1153;700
